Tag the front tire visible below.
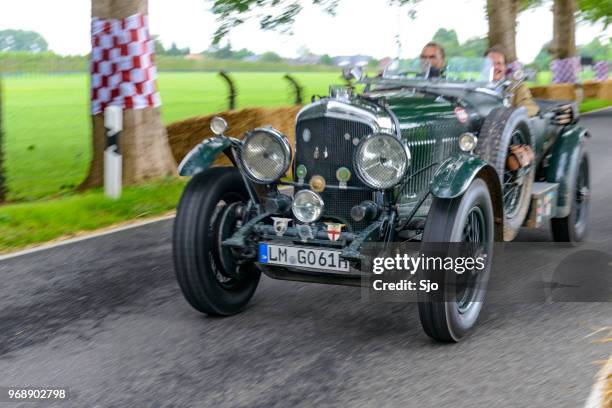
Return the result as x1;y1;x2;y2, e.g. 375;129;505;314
418;179;494;342
173;167;261;316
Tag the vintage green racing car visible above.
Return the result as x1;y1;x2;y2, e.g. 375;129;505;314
172;58;590;342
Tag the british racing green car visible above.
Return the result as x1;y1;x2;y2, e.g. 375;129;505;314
172;58;590;342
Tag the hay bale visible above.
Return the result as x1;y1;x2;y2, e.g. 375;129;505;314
582;80;601;99
529;86;549;99
529;84;577;101
597;79;612;100
166;106;302;167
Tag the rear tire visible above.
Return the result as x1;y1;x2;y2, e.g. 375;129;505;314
551;148;589;242
477;107;534;241
418;179;494;342
173;167;261;316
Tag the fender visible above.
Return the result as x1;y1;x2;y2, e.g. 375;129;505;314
431;154;504;241
544;126;588;218
431;154;499;199
178;136;233;176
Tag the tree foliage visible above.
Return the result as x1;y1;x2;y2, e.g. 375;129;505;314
462;37;488;57
578;37;610;61
529;37;608;71
531;43;552;70
260;51;283;62
209;0;421;44
430;29;487;58
578;0;612;27
318;54;333;65
151;37;191;56
432;28;460;56
0;29;48;52
165;42;191;56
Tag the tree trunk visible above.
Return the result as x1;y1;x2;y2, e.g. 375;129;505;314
486;0;519;62
80;0;176;190
551;0;577;59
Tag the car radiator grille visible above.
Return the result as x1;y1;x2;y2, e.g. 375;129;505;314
398;123;463;213
294;118;463;230
295;118;374;231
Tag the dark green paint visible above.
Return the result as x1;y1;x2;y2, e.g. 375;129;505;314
178;136;232;176
430;154;492;198
386;92;457;129
545;126;588;218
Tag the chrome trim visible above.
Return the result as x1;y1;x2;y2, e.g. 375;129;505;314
210;116;228;135
362;77;505;101
297;98;395;135
240;127;292;184
474;87;502;97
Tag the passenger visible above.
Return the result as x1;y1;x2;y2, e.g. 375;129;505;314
485;46;540;117
420;42;446;78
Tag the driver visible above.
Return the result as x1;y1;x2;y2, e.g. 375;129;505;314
485;46;539;117
420;42;445;78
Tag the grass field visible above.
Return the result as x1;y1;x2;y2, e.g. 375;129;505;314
0;177;186;253
1;71;611;252
2;71;611;202
2;72;341;201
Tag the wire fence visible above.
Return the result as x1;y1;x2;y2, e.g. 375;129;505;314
0;69;338;203
0;58;610;204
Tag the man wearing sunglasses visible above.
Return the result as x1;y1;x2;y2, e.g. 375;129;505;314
420;42;446;78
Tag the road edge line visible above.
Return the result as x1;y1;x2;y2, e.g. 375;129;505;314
581;106;612;116
0;213;176;261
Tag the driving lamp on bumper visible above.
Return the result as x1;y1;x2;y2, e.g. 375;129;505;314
292;190;324;223
240;128;292;184
354;134;411;190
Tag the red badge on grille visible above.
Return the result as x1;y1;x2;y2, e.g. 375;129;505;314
326;223;344;242
454;107;468;123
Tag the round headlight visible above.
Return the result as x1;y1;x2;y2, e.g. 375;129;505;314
354;134;410;189
292;190;324;223
241;128;292;183
459;132;478;152
210;116;228;135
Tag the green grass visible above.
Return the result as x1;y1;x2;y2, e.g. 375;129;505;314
4;72;607;201
0;52;339;74
2;70;609;203
0;177;186;253
579;99;612;113
2;72;341;201
1;71;610;253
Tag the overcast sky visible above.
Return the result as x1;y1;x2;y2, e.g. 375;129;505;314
0;0;610;62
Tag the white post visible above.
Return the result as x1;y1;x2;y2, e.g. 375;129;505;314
104;106;122;199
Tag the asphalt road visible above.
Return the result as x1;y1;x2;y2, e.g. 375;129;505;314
1;110;611;408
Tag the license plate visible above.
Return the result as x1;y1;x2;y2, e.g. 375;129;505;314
258;243;350;272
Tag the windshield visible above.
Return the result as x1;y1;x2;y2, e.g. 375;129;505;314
382;57;495;84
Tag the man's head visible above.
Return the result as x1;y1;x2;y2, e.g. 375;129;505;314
484;45;507;81
420;42;445;75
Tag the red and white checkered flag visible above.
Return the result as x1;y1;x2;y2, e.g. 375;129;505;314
91;13;161;115
550;57;581;84
594;61;609;82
